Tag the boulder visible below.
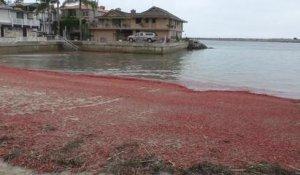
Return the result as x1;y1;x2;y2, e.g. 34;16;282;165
187;40;208;50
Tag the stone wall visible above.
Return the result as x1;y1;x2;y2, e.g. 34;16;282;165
0;41;63;54
0;40;188;55
76;41;188;55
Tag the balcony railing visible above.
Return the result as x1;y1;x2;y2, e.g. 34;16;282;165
0;17;40;27
90;23;131;29
11;18;40;27
91;23;183;31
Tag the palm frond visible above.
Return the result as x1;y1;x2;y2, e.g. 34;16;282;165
36;2;48;12
81;0;97;10
36;0;57;13
0;0;7;5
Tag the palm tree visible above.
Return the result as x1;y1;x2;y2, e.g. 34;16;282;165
36;0;60;35
0;0;7;5
78;0;97;40
55;0;60;36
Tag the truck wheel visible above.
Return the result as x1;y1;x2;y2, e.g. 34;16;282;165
147;38;153;43
129;38;134;42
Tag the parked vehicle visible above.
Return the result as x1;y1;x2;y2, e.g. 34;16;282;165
128;32;157;43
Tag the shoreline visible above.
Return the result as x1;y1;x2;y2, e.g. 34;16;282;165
1;65;299;102
0;66;299;173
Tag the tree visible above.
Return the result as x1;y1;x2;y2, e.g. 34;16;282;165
36;0;60;35
78;0;97;40
55;0;60;36
60;16;79;39
0;0;6;5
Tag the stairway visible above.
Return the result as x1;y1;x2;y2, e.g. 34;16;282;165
56;35;79;51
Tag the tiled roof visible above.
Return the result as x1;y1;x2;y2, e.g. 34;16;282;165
101;9;130;18
138;6;186;22
101;6;186;22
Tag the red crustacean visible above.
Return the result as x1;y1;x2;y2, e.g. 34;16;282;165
0;66;299;173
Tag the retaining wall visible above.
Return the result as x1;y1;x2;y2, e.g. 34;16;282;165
0;41;188;55
0;41;63;54
76;41;188;55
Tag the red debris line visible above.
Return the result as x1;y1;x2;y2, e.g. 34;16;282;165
0;65;299;173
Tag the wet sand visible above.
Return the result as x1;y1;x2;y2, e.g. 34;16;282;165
0;66;299;173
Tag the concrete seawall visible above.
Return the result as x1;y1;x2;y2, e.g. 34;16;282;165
0;41;64;54
75;41;188;55
0;41;188;55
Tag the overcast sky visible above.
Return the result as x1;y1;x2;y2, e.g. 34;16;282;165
97;0;300;38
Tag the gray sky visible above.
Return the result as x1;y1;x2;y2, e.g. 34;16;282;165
99;0;300;38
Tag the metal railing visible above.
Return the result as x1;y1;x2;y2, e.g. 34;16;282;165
91;23;164;30
55;35;79;51
90;23;183;31
10;18;40;27
0;35;78;51
0;13;40;27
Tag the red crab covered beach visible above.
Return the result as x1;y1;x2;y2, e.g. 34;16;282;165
0;65;299;173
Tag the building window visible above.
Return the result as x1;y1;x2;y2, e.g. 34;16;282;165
83;11;89;17
16;12;24;19
112;19;121;27
152;18;156;23
68;9;76;17
145;18;149;23
27;13;34;19
1;26;4;37
135;18;142;24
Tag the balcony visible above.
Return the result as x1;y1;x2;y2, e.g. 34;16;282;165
0;16;40;27
90;23;129;29
90;23;169;31
11;18;40;27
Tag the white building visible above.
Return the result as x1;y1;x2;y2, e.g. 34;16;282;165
0;4;40;38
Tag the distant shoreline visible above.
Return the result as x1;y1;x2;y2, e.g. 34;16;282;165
192;38;300;43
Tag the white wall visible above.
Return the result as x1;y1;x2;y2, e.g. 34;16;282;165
0;9;11;24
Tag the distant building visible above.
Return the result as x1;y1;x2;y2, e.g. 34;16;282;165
60;0;107;40
90;6;187;42
61;2;107;21
0;3;40;38
36;3;59;36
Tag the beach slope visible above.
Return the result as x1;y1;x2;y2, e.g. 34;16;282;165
0;66;299;173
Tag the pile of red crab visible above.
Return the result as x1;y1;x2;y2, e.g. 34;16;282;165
0;65;299;173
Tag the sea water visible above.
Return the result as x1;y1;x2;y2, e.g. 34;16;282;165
1;40;299;99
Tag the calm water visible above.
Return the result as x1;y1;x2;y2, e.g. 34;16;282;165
0;40;300;99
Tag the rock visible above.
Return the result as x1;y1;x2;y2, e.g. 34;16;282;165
187;40;208;50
